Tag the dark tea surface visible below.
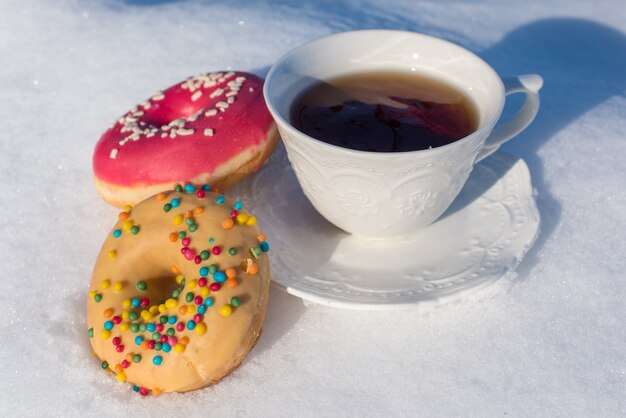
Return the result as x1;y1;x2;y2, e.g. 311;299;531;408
291;71;478;152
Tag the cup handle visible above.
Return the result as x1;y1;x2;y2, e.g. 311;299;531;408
475;74;543;163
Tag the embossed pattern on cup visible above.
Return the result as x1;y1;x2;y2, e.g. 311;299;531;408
280;125;482;237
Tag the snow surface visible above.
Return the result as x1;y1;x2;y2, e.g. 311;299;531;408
1;0;625;416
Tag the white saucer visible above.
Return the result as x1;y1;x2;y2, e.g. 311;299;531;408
232;144;540;310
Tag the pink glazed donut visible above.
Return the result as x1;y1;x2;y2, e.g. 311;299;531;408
93;71;278;207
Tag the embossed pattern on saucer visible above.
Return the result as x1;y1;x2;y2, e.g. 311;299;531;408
232;144;540;310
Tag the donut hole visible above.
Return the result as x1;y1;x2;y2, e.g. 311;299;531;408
139;274;180;306
141;94;217;129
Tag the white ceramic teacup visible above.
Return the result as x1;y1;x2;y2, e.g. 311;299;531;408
264;30;542;238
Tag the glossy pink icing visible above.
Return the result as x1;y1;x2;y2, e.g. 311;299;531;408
93;71;274;186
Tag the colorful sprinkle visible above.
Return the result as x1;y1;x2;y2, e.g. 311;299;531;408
213;271;226;283
228;247;237;255
113;281;124;292
219;305;233;317
260;241;270;252
222;218;234;230
199;267;209;276
215;196;225;204
195;323;207;335
230;297;241;308
163;203;172;212
250;246;263;258
100;279;111;290
94;293;103;303
225;268;237;279
108;250;117;260
133;354;142;363
101;361;108;369
100;329;111;340
173;215;184;225
233;200;243;211
136;280;148;291
88;328;94;338
113;229;122;238
165;298;178;309
131;225;140;235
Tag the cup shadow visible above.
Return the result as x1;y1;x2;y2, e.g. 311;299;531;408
441;18;626;278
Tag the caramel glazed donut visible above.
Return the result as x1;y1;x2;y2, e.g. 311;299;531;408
93;71;279;208
87;183;271;395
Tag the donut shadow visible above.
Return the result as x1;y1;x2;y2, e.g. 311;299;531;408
246;287;306;360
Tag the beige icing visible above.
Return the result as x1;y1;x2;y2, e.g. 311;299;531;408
87;188;270;392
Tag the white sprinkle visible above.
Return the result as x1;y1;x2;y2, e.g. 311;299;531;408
146;132;155;138
161;133;168;138
205;109;218;117
249;87;255;92
236;76;246;83
152;92;165;101
216;101;229;108
109;149;118;159
169;118;186;127
177;128;195;136
210;88;224;99
170;131;177;138
225;91;238;97
227;96;236;104
204;128;214;137
191;91;203;102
